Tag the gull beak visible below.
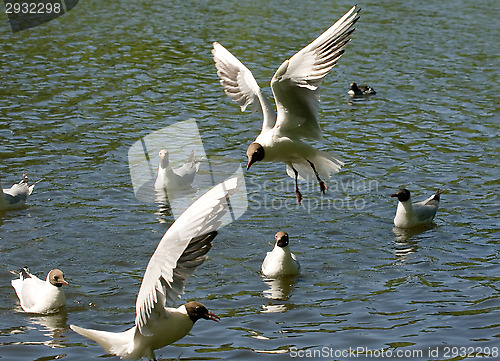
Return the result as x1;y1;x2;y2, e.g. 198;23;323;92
390;193;398;197
246;158;254;171
207;311;220;322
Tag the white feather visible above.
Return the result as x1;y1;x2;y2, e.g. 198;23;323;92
262;245;300;278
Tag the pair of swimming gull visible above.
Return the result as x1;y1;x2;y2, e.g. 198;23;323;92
261;188;443;278
9;5;442;360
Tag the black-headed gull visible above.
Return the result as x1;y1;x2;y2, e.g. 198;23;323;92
391;188;443;228
348;82;376;96
0;173;38;211
154;149;200;193
212;6;360;203
70;177;241;360
262;231;300;278
11;268;68;314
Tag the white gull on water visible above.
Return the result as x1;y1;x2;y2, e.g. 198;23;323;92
391;188;443;228
262;231;300;278
0;173;39;211
154;149;200;193
11;268;68;314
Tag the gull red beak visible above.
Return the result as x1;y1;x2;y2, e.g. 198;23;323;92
207;311;220;322
246;158;254;171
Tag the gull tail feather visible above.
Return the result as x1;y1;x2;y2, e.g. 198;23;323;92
70;325;134;358
286;151;343;181
423;189;445;204
434;189;445;199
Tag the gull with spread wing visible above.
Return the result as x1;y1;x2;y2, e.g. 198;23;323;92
213;6;360;203
71;177;241;360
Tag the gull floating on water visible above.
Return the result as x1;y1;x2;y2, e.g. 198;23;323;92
154;149;200;193
11;268;68;314
0;173;39;211
348;82;376;96
212;6;360;203
262;231;300;278
391;188;443;228
70;177;241;360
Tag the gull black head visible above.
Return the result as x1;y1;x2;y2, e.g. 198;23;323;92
246;143;265;170
48;269;69;288
391;188;411;202
184;301;220;323
275;231;289;248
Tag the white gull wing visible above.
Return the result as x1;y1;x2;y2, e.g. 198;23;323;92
3;183;30;205
270;6;360;140
0;173;36;210
135;177;240;335
412;203;439;223
172;150;200;179
11;270;44;310
212;42;277;132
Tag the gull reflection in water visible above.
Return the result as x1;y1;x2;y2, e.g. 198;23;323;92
261;276;299;313
154;187;197;223
28;311;68;348
392;223;436;263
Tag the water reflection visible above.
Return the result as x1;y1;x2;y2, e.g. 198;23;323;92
261;276;299;313
154;187;196;223
391;224;436;263
27;312;68;348
392;238;419;263
155;199;172;224
347;94;376;106
392;223;436;243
